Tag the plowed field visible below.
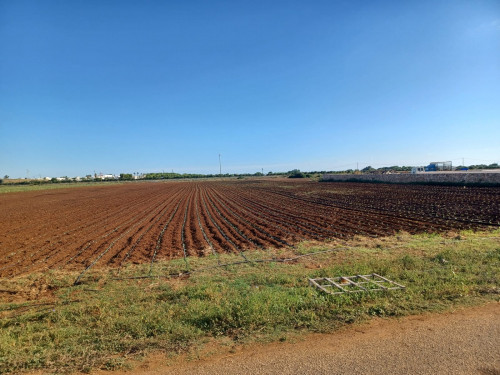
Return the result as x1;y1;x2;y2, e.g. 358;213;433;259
0;179;499;278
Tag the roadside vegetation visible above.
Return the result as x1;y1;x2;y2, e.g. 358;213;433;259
0;230;498;374
0;181;126;194
2;162;498;191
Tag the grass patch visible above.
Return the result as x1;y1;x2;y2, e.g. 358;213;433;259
0;181;126;194
1;230;499;374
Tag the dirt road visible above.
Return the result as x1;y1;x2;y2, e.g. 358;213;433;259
128;302;499;375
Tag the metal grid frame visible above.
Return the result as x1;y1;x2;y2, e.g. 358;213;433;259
308;273;405;295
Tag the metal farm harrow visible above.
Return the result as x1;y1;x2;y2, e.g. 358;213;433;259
308;273;405;295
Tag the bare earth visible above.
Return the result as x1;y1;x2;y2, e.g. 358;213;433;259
2;180;498;278
117;302;499;375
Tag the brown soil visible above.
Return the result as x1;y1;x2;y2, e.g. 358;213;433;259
103;302;500;375
0;179;498;278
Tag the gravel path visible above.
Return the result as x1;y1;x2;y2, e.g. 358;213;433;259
128;302;500;375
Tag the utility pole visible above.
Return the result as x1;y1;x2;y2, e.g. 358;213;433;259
219;154;222;177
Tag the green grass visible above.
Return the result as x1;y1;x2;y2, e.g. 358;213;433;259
0;181;126;194
0;230;499;374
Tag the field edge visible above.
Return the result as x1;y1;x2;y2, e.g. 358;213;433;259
0;229;499;374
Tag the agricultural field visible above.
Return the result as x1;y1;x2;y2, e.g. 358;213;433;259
0;179;499;281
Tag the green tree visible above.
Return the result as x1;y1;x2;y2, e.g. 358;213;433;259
288;169;305;178
119;173;133;180
361;166;375;173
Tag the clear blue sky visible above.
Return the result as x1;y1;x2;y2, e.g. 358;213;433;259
1;0;499;178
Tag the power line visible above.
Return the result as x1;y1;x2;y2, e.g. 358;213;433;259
450;157;499;163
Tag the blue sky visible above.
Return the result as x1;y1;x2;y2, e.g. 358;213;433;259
1;0;499;177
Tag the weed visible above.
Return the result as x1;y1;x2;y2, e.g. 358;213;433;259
0;230;499;373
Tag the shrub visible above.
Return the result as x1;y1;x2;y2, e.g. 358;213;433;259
119;174;133;181
288;169;305;178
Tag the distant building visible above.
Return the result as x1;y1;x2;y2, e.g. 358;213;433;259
425;161;452;172
96;173;117;180
411;161;453;174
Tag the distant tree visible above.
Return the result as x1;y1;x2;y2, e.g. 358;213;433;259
119;173;133;180
361;166;375;173
288;169;305;178
3;175;9;179
469;164;487;170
